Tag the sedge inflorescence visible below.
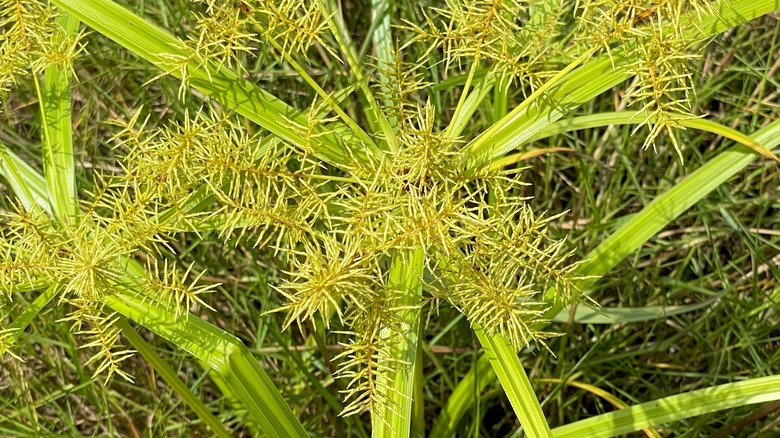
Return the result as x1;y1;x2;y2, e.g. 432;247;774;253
0;0;714;417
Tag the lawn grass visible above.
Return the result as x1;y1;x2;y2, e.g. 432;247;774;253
0;1;778;437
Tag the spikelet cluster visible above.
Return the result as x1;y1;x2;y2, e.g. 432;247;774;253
404;0;572;91
576;0;716;156
6;0;721;419
94;89;582;415
160;0;333;98
0;190;221;381
0;0;85;96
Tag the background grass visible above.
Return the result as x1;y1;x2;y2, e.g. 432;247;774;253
0;1;778;437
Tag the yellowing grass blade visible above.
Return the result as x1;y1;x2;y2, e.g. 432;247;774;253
684;117;779;162
524;111;779;162
1;128;308;438
538;378;661;438
490;148;575;171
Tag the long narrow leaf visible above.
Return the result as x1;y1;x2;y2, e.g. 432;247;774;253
372;249;425;438
105;283;308;438
572;120;780;286
475;327;552;437
551;375;780;438
370;0;395;129
116;317;233;438
520;111;777;162
51;0;357;167
1;284;60;352
0;140;49;214
429;355;494;438
322;0;399;152
37;13;79;222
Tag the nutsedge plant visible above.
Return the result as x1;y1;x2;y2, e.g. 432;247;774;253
1;0;779;436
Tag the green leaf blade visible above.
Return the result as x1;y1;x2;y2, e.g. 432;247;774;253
475;327;552;438
51;0;357;167
372;248;425;438
551;375;780;438
39;13;79;222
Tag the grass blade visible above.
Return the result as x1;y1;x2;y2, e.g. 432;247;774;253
1;141;307;437
551;375;780;438
36;13;79;222
1;284;60;353
372;249;424;438
429;355;493;438
51;0;357;167
321;0;399;152
549;297;721;324
370;0;394;127
475;327;552;438
520;111;778;162
571;119;780;286
0;141;49;214
490;148;575;170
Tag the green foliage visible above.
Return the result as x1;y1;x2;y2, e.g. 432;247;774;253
0;0;778;436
